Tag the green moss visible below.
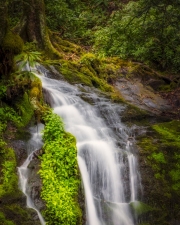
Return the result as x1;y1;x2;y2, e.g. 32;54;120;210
130;201;154;216
158;84;172;92
0;105;21;127
138;120;180;223
30;77;43;100
39;111;82;225
50;33;82;57
15;92;34;127
151;121;180;192
80;53;101;71
152;121;180;147
110;90;125;103
2;31;23;55
58;62;93;86
0;138;19;198
121;104;149;123
0;212;15;225
56;60;113;93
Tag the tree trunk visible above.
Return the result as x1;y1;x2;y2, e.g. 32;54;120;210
16;0;60;58
0;0;11;78
19;0;46;47
0;1;8;45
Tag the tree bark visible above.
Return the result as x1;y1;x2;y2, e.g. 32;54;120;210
16;0;60;58
21;0;45;46
0;0;8;45
0;1;10;78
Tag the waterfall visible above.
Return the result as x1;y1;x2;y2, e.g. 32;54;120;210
18;124;46;225
36;66;140;225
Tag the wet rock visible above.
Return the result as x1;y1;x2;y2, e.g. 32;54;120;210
27;150;45;212
0;186;41;225
11;140;27;166
146;78;166;91
115;77;172;114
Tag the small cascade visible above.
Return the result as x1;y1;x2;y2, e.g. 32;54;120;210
127;141;138;202
18;124;46;225
36;65;141;225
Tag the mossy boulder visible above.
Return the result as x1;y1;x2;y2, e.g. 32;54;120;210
2;31;23;55
0;30;23;77
15;92;34;127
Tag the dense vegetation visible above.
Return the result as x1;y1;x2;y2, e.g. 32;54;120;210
39;111;82;225
8;0;180;73
94;0;180;72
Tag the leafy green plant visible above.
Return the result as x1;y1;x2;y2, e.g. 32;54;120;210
151;152;166;164
15;50;41;71
0;144;17;198
0;106;21;126
14;44;42;82
44;0;109;44
0;84;7;99
39;111;82;225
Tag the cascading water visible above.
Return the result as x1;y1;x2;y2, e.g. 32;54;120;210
36;66;141;225
18;124;46;225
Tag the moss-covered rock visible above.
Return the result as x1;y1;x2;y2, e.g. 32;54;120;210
0;127;41;225
121;104;150;124
137;120;180;224
2;31;23;55
15;92;34;127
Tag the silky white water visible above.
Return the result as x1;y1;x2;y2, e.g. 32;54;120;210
37;66;140;225
18;124;46;225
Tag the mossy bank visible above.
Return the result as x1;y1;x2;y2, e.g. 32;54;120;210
137;120;180;225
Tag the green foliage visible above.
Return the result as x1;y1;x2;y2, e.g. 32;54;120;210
0;136;18;198
39;111;82;225
0;122;7;155
0;212;15;225
15;45;41;70
45;0;109;44
94;1;180;72
0;106;21;126
13;44;42;82
15;50;41;70
0;84;7;99
0;159;17;197
153;121;180;146
8;0;23;28
150;152;166;164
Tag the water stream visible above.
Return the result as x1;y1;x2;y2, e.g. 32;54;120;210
36;66;140;225
18;124;46;225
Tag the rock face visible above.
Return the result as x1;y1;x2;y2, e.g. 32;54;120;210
115;77;171;114
27;151;45;212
